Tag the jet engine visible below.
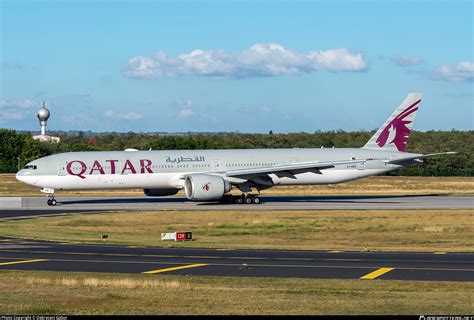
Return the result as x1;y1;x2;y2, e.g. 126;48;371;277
184;174;231;201
143;188;179;197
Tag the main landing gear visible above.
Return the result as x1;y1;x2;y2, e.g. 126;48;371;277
222;194;261;205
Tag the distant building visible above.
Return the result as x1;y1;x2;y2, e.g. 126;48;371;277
32;102;60;143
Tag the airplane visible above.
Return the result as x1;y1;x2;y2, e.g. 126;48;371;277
16;93;455;206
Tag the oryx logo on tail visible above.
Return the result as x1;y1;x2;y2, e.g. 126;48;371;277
363;92;422;152
376;99;420;151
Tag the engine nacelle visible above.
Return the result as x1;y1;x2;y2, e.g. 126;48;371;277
143;188;179;197
184;174;231;201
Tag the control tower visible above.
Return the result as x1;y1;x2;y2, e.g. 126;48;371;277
32;101;60;143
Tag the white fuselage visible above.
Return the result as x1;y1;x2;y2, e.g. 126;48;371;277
16;148;406;192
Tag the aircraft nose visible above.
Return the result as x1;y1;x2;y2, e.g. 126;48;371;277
16;170;25;181
15;169;38;186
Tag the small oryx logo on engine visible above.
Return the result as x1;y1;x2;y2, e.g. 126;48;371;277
202;182;211;191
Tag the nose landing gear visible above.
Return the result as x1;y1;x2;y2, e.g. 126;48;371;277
41;188;57;206
47;195;57;206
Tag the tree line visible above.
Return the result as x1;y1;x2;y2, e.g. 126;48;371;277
1;128;472;176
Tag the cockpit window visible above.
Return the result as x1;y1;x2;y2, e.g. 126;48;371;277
23;165;37;170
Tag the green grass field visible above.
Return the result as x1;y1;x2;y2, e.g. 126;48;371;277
1;209;473;252
0;270;472;315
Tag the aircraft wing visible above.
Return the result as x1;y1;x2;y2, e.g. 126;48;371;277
225;159;367;179
386;152;457;165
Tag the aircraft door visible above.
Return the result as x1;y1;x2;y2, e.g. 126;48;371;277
57;162;67;176
212;160;221;171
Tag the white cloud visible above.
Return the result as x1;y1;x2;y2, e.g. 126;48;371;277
123;44;369;79
0;99;40;121
176;98;216;122
179;108;194;119
0;99;38;109
1;110;27;120
104;110;143;120
434;60;474;82
307;48;368;71
176;98;192;107
177;107;216;123
391;55;424;66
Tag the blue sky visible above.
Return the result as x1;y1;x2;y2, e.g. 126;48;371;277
1;0;472;133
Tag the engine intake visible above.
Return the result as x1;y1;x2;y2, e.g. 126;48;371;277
184;174;231;201
143;188;179;197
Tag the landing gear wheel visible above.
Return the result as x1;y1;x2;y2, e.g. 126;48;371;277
252;197;261;204
236;197;244;204
47;194;57;206
244;197;253;204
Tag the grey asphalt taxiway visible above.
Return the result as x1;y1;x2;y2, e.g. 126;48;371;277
1;195;472;213
0;195;472;282
0;237;473;281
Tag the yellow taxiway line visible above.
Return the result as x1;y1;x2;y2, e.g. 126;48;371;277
0;259;48;266
143;263;208;274
360;267;394;280
0;256;472;272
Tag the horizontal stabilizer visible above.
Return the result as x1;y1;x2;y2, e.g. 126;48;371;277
387;152;457;164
